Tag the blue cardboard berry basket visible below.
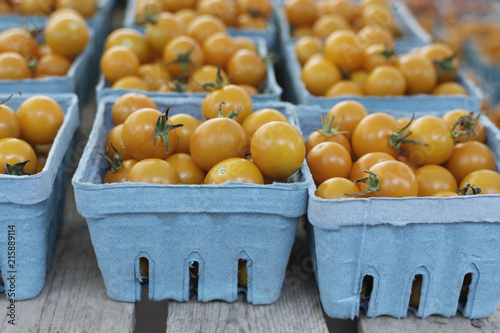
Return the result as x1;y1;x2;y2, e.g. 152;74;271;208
123;0;279;52
72;95;313;303
0;27;95;105
0;93;80;300
282;40;483;113
296;106;500;319
95;38;282;104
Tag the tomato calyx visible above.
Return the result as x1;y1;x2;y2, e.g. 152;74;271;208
163;45;200;77
433;55;457;79
201;65;228;91
388;115;427;155
247;8;265;19
3;160;30;176
26;55;38;74
134;7;159;26
314;114;350;140
450;112;480;143
153;106;184;154
376;47;396;59
215;102;239;121
166;77;192;92
348;170;380;196
457;183;481;195
24;26;43;39
0;91;21;106
100;141;123;173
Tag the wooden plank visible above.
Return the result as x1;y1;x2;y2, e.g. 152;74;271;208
358;305;500;333
166;220;329;333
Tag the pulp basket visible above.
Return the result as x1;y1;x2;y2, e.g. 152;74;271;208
72;96;313;303
297;106;500;319
0;94;80;300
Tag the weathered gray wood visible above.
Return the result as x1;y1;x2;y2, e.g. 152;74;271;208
0;182;136;333
166;220;329;333
359;305;500;333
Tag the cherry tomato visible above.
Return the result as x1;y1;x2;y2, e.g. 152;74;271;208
0;138;37;175
105;28;151;64
362;43;398;72
233;36;258;52
237;0;272;18
351;112;402;158
305;130;351;155
301;55;341;96
250;121;305;179
204;157;264;184
111;76;148;91
45;11;89;59
126;158;180;184
359;160;418;198
441;109;485;143
36;53;72;77
100;46;141;84
17;95;64;145
404;115;455;166
186;14;227;44
169;113;200;154
419;42;458;83
162;35;204;77
307;141;352;185
294;35;323;66
237;14;267;30
324;29;363;72
190;116;249;171
227;49;267;88
201;84;253;124
0;28;39;59
175;8;198;28
145;12;184;56
364;65;406;96
202;32;238;69
197;0;238;26
316;0;358;22
326;100;368;135
349;151;395;182
165;153;205;184
164;0;197;11
56;0;96;17
312;14;351;39
445;141;496;184
432;82;467;96
104;124;134;161
103;159;138;184
414;164;457;196
431;190;459;197
122;108;178;160
190;65;228;92
356;24;394;49
324;80;364;97
111;93;158;125
459;170;500;195
315;177;360;199
241;108;288;139
285;0;317;28
0;52;32;80
140;63;171;91
0;103;21;140
398;54;437;95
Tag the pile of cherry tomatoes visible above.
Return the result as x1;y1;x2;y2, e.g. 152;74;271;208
102;88;305;185
306;100;500;199
134;0;273;30
0;0;97;17
0;94;64;175
0;9;89;79
101;18;268;94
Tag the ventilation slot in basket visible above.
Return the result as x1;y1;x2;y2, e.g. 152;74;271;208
409;274;423;311
189;261;199;298
0;269;4;294
459;273;472;309
139;257;149;287
238;259;248;290
360;275;374;313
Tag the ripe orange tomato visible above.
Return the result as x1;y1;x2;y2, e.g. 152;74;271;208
202;32;238;68
162;35;204;77
414;164;457;196
227;49;267;88
100;46;141;84
324;80;364;97
45;11;89;59
241;108;288;138
190;115;249;171
294;35;323;65
349;151;395;182
312;14;351;39
204;157;264;184
126;158;181;184
169;113;200;154
0;28;39;59
326;100;368;135
301;55;341;96
359;160;418;197
36;53;72;77
307;141;352;185
145;12;184;56
419;42;458;83
441;109;485;143
432;82;467;96
398;54;437;95
165;153;205;184
111;93;158;125
186;14;227;44
459;170;500;195
315;177;360;199
17;95;64;145
122;108;178;160
0;137;37;175
103;159;138;184
0;103;21;140
250;121;305;179
362;43;398;72
0;52;32;80
445;141;496;184
364;65;406;96
105;28;151;64
285;0;317;28
201;84;253;124
111;76;148;91
324;29;363;72
104;124;134;161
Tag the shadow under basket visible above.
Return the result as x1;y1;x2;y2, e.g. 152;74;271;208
72;96;312;304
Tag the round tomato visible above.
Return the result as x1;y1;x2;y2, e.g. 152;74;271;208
241;108;288;138
362;43;398;72
100;46;141;84
186;14;227;44
445;140;496;184
17;95;64;145
294;35;323;65
305;115;351;154
103;159;138;184
169;113;200;154
227;49;267;88
250;121;305;179
315;177;360;199
202;32;238;68
0;138;37;175
36;53;72;77
45;12;89;59
111;93;158;125
419;42;458;83
358;160;418;197
190;116;249;171
307;141;352;185
441;109;485;143
324;80;364;97
0;103;21;140
197;0;238;26
162;35;204;77
414;164;457;196
204;157;264;184
285;0;317;28
0;52;32;80
201;84;253;124
324;29;363;72
111;76;148;91
126;158;180;184
164;0;197;11
349;151;395;182
398;54;437;95
312;14;351;39
431;190;459;197
105;28;151;64
356;24;394;49
0;28;39;59
189;65;229;92
122;108;178;160
364;65;406;96
166;153;205;184
459;170;500;195
145;12;184;56
432;82;467;96
326;100;368;135
104;124;134;161
301;55;342;96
